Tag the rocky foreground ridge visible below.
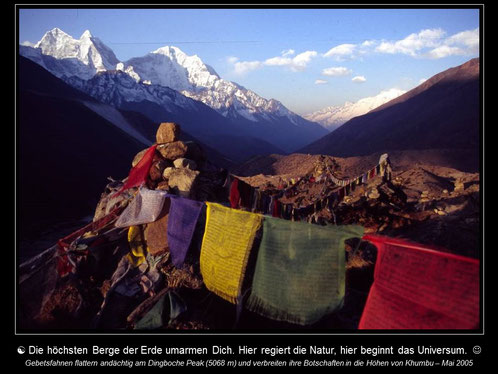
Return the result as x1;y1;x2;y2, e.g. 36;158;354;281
19;122;480;331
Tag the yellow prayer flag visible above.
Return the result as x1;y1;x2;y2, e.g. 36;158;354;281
200;202;262;304
127;225;148;267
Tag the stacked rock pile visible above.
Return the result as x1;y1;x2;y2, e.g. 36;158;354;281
123;122;225;257
133;122;204;198
93;121;227;234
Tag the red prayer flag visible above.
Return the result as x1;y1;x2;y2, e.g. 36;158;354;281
272;199;281;218
113;144;157;197
359;234;479;330
56;205;124;277
368;168;374;179
238;179;253;209
56;246;74;277
229;178;240;209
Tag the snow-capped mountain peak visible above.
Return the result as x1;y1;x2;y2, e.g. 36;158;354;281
22;28;319;129
304;88;406;131
31;28;119;79
80;29;93;39
125;45;221;91
153;45;186;59
35;28;76;54
20;28;327;152
123;44;314;125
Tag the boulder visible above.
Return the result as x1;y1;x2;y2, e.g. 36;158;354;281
149;161;164;182
157;141;187;160
152;152;164;164
167;168;200;198
150;159;172;182
162;167;175;180
156;122;180;144
173;158;197;170
132;148;149;168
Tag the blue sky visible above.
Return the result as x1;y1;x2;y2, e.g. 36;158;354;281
18;8;480;115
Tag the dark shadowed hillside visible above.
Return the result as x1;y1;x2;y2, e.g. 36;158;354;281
300;58;480;172
18;89;145;254
18;56;233;259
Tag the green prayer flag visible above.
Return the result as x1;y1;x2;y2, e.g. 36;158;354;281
134;294;167;330
247;217;364;325
134;291;187;330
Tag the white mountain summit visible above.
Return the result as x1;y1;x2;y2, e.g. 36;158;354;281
123;46;219;91
29;28;120;79
304;88;406;131
20;28;328;153
21;28;317;128
122;46;301;123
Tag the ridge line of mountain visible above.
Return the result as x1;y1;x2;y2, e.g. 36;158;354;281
19;28;328;157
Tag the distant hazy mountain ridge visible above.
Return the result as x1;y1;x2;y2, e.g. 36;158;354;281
300;58;479;159
305;88;406;131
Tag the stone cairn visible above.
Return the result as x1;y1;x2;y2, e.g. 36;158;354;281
133;122;205;198
93;122;226;223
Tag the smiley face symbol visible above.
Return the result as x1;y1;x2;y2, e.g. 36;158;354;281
17;346;26;354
